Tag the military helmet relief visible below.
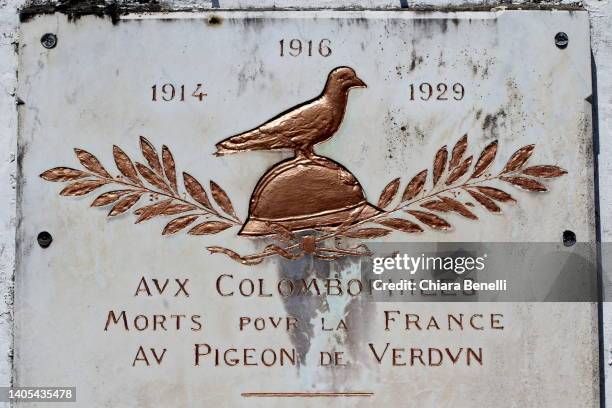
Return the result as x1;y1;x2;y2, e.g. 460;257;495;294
41;67;567;265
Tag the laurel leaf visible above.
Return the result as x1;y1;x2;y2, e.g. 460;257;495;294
377;178;400;208
433;146;448;186
210;181;238;219
378;218;423;233
500;176;547;192
467;190;501;213
60;179;108;196
162;215;199;235
140;136;164;176
342;228;391;239
421;199;450;212
112;146;143;186
502;144;535;173
183;172;213;210
135;199;173;223
161;203;198;215
161;146;178;192
449;134;468;168
522;165;567;178
446;156;473;185
136;162;171;193
108;193;142;216
91;190;133;207
406;210;451;230
74;148;111;178
472;140;498;178
472;186;516;202
188;221;233;235
438;196;478;220
423;198;478;220
40;167;88;182
134;202;195;216
401;170;427;202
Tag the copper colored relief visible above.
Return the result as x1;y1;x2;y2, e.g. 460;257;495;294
41;67;567;265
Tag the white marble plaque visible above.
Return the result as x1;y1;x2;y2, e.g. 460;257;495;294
16;10;596;407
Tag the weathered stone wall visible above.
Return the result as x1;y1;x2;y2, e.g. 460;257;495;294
1;0;611;406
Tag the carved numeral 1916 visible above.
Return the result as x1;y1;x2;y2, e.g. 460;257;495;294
409;82;465;101
279;39;332;57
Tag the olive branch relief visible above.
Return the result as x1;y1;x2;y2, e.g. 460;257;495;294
207;135;567;264
41;135;567;265
41;136;242;236
334;134;567;239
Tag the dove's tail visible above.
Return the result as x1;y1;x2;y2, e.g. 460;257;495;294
214;143;241;156
214;129;287;156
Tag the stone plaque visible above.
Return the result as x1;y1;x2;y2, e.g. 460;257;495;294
16;10;596;406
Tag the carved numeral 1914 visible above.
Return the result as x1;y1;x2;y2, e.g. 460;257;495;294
279;39;332;57
151;83;208;102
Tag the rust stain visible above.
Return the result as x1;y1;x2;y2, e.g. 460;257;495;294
207;14;222;26
19;3;586;24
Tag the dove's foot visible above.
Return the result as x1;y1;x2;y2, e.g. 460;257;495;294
295;146;319;161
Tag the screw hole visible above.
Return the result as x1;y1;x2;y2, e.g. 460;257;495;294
563;230;576;247
555;32;568;49
40;33;57;49
37;231;53;248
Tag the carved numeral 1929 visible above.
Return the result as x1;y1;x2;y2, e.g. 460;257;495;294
409;82;465;101
279;39;332;57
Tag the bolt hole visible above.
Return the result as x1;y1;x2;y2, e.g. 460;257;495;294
563;230;576;247
40;33;57;49
37;231;53;248
555;32;568;49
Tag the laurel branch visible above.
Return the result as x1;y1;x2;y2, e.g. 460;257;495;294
40;136;242;236
41;135;567;265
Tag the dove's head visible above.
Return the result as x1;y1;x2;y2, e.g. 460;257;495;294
327;66;367;93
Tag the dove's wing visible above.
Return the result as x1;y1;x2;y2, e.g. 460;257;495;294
257;99;333;146
216;96;333;154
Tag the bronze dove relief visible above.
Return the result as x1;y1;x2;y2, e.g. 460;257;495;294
215;66;380;237
40;66;568;265
215;66;366;158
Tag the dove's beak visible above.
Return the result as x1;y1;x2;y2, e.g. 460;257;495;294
352;77;367;88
